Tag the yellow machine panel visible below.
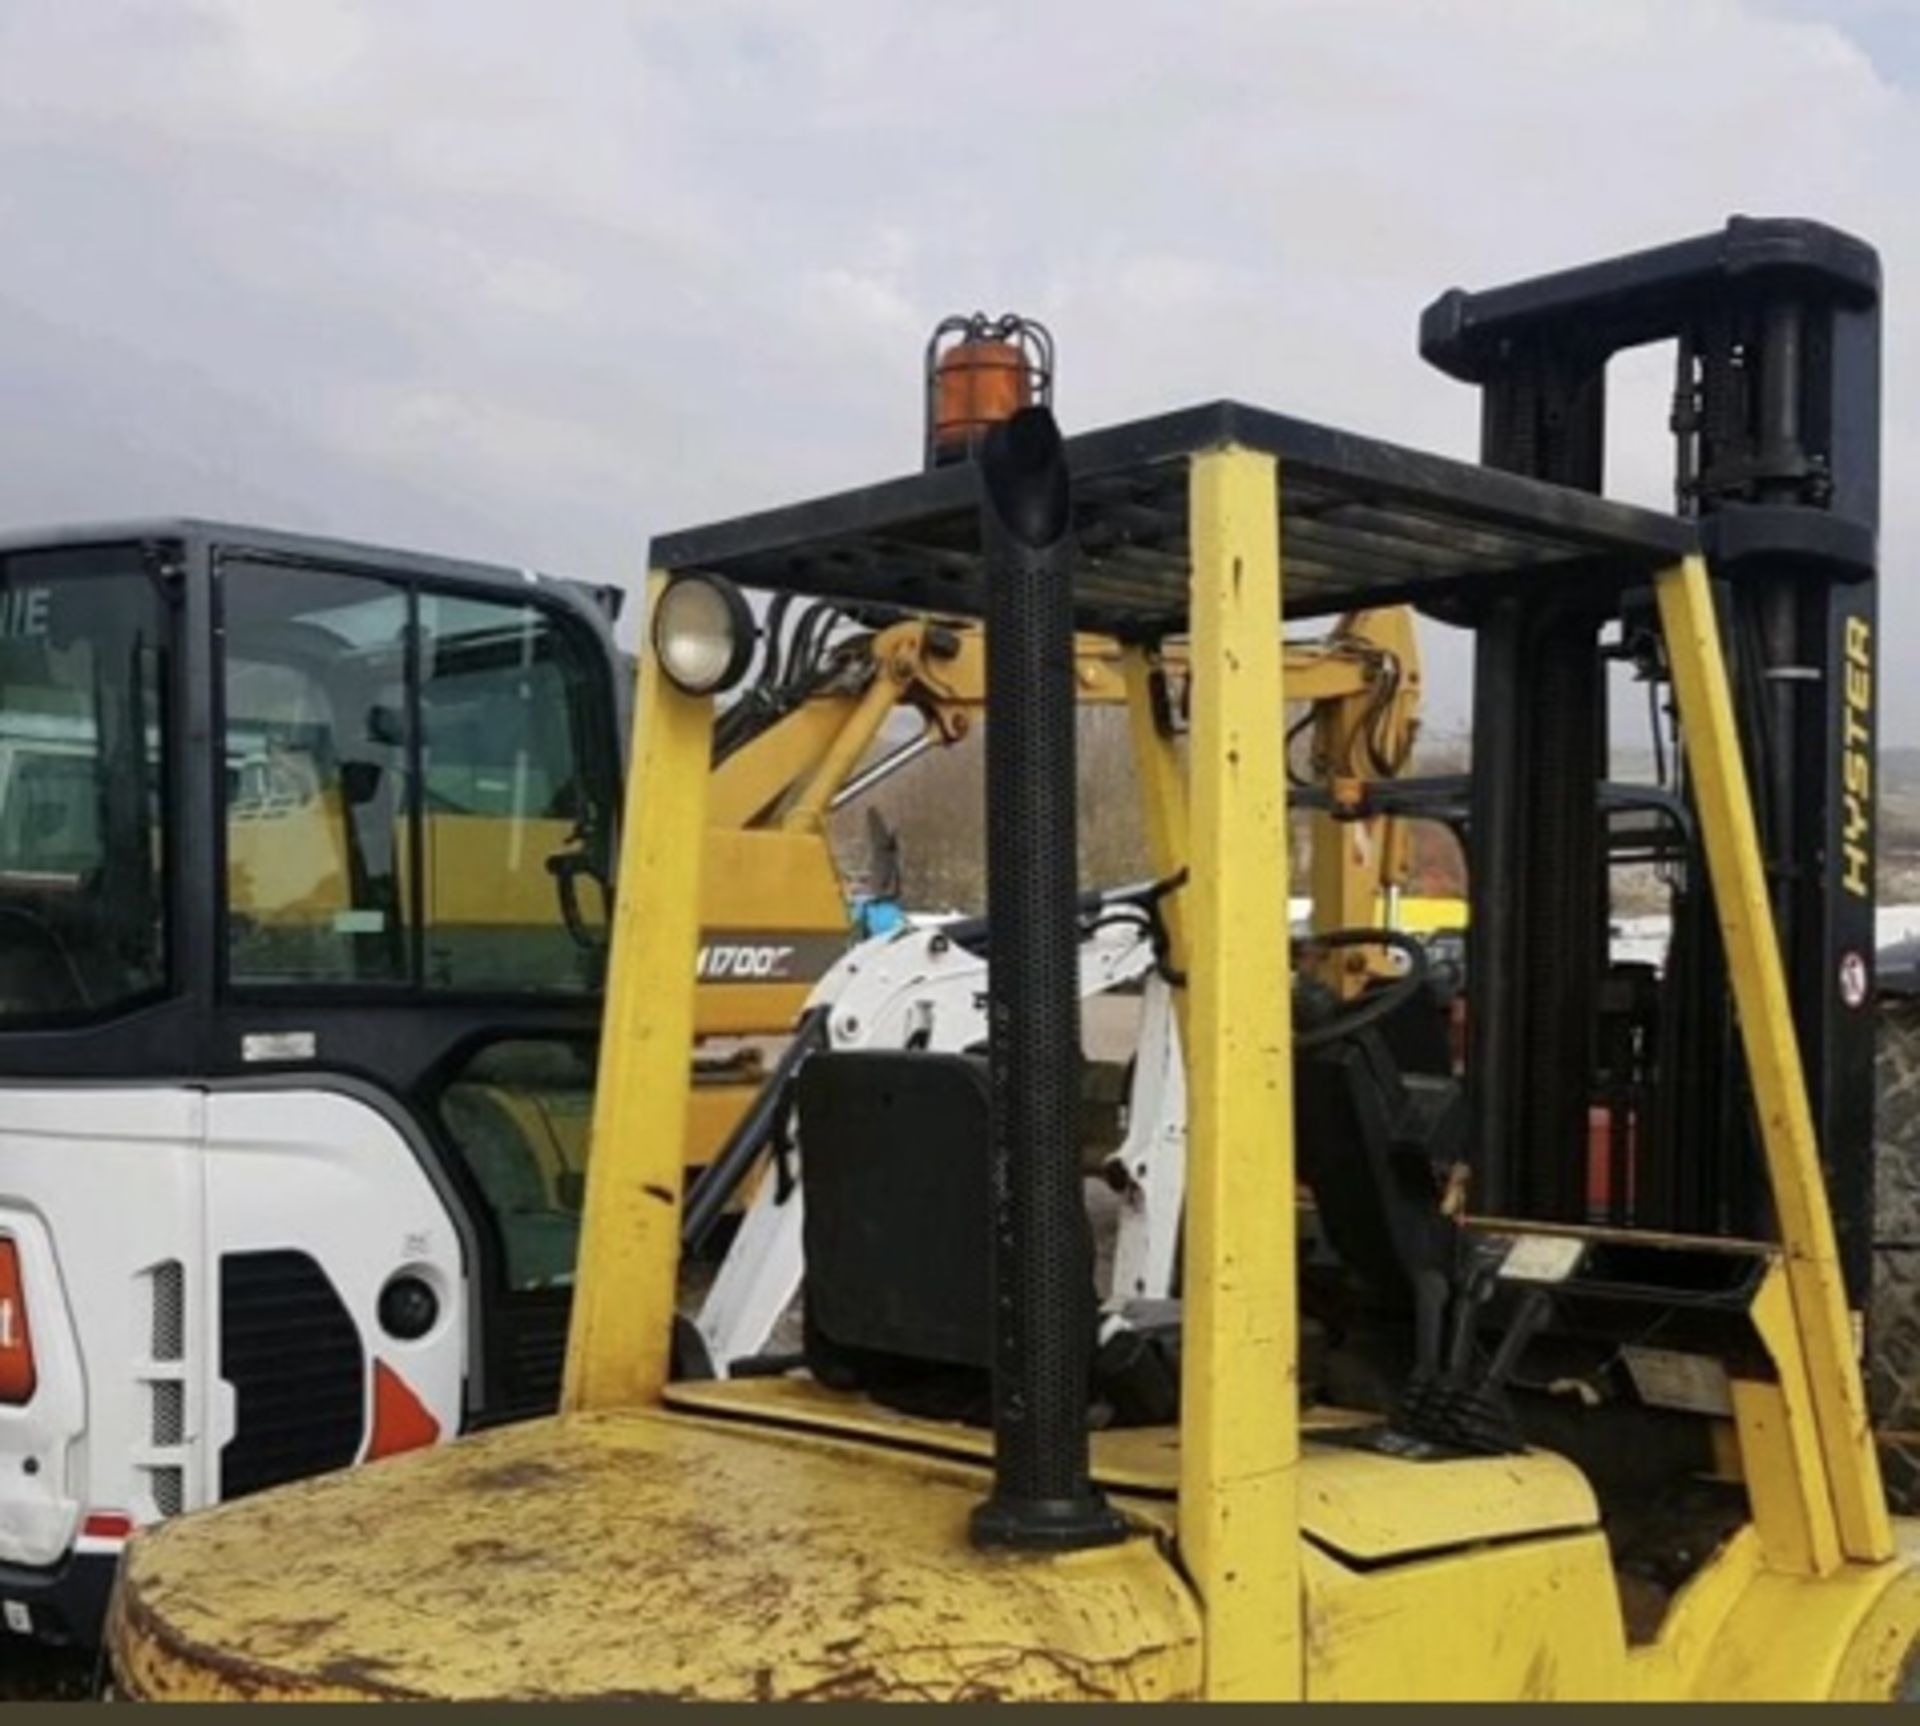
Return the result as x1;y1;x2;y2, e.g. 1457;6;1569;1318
1302;1533;1625;1702
692;827;850;1039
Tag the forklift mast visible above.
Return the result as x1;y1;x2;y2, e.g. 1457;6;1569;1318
1421;218;1881;1296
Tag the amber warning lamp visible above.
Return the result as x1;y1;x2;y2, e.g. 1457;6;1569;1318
924;313;1055;469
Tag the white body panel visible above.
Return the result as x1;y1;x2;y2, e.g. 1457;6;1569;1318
1104;975;1187;1309
0;1082;464;1590
202;1089;466;1453
0;1088;204;1568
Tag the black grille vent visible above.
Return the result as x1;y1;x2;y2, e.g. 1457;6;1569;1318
148;1465;184;1518
149;1260;184;1361
219;1251;364;1500
150;1380;184;1446
504;1307;568;1414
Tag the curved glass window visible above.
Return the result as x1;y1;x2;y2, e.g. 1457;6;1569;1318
221;565;614;994
0;547;170;1022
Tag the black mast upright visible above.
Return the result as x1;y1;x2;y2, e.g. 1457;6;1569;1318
1423;217;1883;1294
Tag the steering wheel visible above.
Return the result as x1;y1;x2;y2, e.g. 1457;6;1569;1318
1291;927;1430;1050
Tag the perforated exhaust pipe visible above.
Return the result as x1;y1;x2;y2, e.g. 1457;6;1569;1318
969;406;1126;1552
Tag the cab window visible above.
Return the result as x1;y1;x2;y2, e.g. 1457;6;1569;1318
0;547;169;1022
220;565;613;995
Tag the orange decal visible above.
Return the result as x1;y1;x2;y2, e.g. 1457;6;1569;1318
366;1359;441;1460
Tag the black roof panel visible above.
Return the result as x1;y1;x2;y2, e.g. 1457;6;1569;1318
0;517;612;610
651;400;1697;632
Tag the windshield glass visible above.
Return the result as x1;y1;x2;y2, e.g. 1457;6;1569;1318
0;546;170;1022
221;563;613;994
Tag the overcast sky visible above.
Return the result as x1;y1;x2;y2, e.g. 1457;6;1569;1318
1;0;1916;735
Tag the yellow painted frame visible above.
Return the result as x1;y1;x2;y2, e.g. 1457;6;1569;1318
1296;608;1421;965
562;571;713;1413
1735;1264;1844;1575
774;656;902;834
1654;553;1891;1564
1122;647;1190;989
1178;446;1301;1699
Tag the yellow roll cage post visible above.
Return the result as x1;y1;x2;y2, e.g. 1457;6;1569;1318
109;223;1920;1705
1176;445;1300;1696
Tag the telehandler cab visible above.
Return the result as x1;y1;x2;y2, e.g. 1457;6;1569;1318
108;217;1920;1701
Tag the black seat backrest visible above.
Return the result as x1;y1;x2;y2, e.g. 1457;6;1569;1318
799;1051;993;1374
1294;1029;1464;1299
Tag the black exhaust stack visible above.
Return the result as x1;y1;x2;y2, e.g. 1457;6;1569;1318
969;407;1126;1552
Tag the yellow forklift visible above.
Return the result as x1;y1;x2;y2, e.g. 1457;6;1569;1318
107;218;1920;1701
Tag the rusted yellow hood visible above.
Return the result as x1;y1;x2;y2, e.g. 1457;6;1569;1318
110;1409;1203;1702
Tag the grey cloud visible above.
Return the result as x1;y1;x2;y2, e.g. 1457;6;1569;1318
1;0;1915;735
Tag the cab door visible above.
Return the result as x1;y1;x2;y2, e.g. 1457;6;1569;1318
211;549;621;1426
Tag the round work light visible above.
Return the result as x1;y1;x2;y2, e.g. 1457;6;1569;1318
652;573;755;696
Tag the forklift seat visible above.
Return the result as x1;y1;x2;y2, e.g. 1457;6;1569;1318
1294;1028;1465;1302
796;1048;1183;1426
799;1050;995;1383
